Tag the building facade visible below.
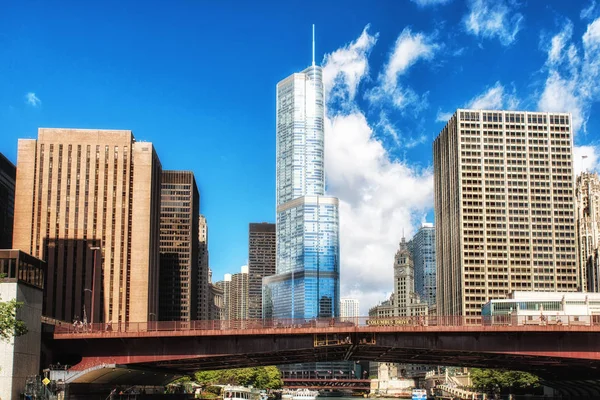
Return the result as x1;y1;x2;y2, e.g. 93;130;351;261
340;298;360;322
0;153;16;249
263;58;340;320
0;250;45;400
434;110;578;318
230;265;249;321
369;238;429;318
408;223;436;307
198;215;210;320
159;171;199;321
248;222;276;320
13;128;162;324
576;172;600;292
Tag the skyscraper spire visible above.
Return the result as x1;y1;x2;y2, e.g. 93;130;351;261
312;24;315;67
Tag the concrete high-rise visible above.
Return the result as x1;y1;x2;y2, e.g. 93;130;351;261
13;128;162;324
216;266;249;323
264;27;340;320
159;171;199;321
248;222;275;320
340;298;360;322
408;223;436;307
576;172;600;292
434;110;578;318
0;153;16;249
198;215;210;320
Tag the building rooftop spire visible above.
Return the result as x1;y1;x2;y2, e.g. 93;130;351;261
312;24;315;67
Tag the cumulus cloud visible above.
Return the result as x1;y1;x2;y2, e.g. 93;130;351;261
25;92;41;107
581;1;598;20
436;81;519;123
410;0;452;6
574;145;600;174
323;27;434;314
366;28;440;111
463;0;524;46
435;110;454;122
467;81;520;110
538;17;600;134
322;25;378;104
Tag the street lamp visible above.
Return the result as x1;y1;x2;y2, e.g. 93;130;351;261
89;246;100;326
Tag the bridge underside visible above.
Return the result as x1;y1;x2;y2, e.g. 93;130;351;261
130;344;600;382
50;329;600;385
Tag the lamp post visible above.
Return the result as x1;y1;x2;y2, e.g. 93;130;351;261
89;246;100;326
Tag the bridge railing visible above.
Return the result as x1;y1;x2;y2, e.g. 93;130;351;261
51;314;600;335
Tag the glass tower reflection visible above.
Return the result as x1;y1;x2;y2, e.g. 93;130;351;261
264;59;340;320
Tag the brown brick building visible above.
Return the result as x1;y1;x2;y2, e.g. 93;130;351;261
13;128;162;324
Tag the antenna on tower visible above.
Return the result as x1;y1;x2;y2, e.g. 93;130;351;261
312;24;316;66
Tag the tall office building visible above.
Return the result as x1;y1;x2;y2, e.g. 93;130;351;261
264;27;340;320
408;223;436;307
215;266;249;323
159;171;199;321
248;222;276;320
215;275;231;321
198;215;210;320
434;110;578;318
13;128;162;324
576;172;600;292
340;298;360;322
0;153;16;249
230;266;249;321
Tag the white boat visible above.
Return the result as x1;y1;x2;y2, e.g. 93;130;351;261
223;385;262;400
283;389;318;400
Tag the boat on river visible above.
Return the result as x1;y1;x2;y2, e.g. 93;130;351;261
282;388;319;400
223;385;262;400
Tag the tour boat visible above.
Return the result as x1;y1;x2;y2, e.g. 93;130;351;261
282;389;319;400
223;385;262;400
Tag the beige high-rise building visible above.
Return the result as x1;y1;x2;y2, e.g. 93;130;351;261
434;110;578;318
198;215;210;320
576;172;600;292
13;128;162;324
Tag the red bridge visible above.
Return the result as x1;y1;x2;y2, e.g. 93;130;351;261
47;316;600;386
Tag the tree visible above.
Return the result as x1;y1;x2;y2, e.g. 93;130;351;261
194;367;283;389
471;368;540;395
0;274;28;341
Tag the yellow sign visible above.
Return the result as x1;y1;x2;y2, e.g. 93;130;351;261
42;378;50;386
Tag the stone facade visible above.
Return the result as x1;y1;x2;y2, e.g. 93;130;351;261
576;172;600;292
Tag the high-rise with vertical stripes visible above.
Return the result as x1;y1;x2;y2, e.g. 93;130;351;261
434;110;578;318
263;27;340;320
13;128;162;324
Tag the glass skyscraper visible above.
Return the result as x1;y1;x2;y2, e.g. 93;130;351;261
263;32;340;321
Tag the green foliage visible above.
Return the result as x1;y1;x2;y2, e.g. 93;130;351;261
471;368;540;394
0;282;28;341
194;367;283;389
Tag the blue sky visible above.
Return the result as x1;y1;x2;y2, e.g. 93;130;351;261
2;0;600;313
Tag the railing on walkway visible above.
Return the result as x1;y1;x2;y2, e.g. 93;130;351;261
52;314;600;335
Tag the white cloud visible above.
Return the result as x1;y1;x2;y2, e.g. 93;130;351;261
537;17;600;134
365;28;440;111
463;0;524;46
322;25;378;103
466;81;520;110
25;92;41;107
581;1;597;20
410;0;452;6
323;28;434;315
574;145;600;174
435;110;454;123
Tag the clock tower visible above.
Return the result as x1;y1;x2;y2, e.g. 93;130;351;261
394;237;415;316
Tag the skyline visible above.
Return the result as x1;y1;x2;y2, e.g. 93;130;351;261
2;1;600;314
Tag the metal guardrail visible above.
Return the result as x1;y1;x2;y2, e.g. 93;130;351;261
51;315;600;335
